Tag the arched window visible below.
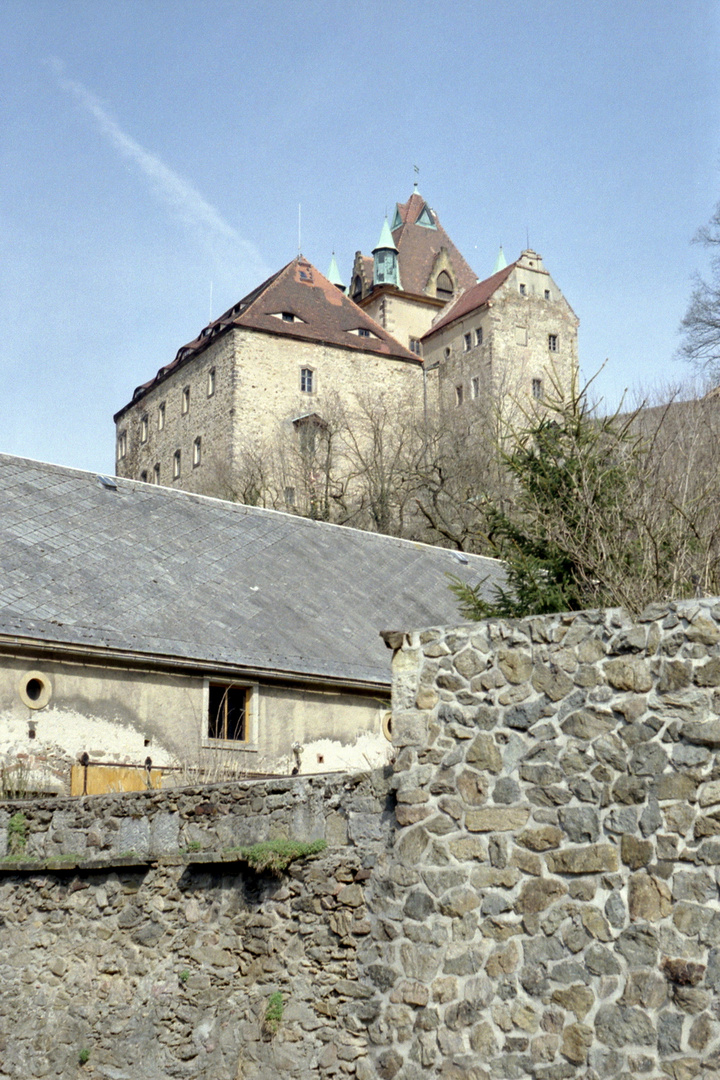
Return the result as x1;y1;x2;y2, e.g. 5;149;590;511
436;271;453;299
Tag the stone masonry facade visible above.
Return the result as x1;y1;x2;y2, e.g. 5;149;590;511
373;599;720;1079
3;600;720;1077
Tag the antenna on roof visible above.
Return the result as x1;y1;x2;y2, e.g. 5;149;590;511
298;203;302;257
526;226;530;250
209;280;213;323
413;164;419;192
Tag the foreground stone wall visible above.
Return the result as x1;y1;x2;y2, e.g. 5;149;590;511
0;773;393;1080
366;600;720;1079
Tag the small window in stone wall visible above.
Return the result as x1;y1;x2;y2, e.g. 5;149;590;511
182;387;190;415
193;437;202;467
301;367;314;393
208;368;216;397
475;327;483;346
471;377;480;399
158;403;165;430
284;486;296;507
463;333;472;352
140;470;148;483
153;463;160;484
532;378;543;400
409;338;421;356
548;334;559;352
117;431;127;459
173;450;181;478
455;385;464;407
140;415;148;443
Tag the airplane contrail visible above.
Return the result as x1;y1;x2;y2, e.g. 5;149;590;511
50;60;268;279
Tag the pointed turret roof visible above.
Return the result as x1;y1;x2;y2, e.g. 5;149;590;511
327;253;346;290
118;257;419;413
373;218;398;253
493;246;507;273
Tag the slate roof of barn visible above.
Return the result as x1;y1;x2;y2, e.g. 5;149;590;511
0;455;504;689
118;257;418;417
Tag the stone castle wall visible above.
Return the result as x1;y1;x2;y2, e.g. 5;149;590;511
369;599;720;1078
3;600;720;1078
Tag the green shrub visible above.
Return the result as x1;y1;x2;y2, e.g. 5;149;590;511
264;991;283;1034
237;838;326;875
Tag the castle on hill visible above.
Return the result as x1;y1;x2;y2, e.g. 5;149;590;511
114;187;578;523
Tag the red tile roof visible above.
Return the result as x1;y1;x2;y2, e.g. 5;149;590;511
118;258;419;414
391;192;478;297
422;263;516;339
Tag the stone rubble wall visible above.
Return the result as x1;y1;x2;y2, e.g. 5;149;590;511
363;600;720;1079
0;772;394;1080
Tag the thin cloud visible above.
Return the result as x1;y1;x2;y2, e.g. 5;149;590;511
50;60;267;280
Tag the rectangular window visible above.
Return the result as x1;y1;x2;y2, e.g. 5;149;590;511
463;332;472;352
455;385;464;407
409;337;421;356
532;378;543;400
475;327;483;346
548;334;559;352
182;386;190;414
140;415;148;443
153;463;160;484
519;283;527;296
193;437;201;467
140;470;148;483
158;403;165;431
471;377;480;399
357;327;370;337
208;683;247;741
301;367;314;393
284;486;296;507
173;450;181;478
207;368;216;397
117;431;127;459
544;290;550;301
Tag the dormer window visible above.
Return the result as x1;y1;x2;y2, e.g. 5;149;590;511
270;311;304;324
348;327;376;339
436;271;453;299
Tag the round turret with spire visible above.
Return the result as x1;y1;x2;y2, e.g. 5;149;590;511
372;219;400;289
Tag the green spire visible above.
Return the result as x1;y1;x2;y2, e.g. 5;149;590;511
327;253;346;292
373;218;398;254
493;246;507;274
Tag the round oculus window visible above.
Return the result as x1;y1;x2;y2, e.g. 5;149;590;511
18;671;52;710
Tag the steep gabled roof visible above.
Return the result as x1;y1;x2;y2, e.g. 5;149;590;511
0;455;505;689
390;190;478;296
422;263;516;340
119;258;418;415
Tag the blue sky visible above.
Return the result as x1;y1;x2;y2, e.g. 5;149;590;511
1;0;719;473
